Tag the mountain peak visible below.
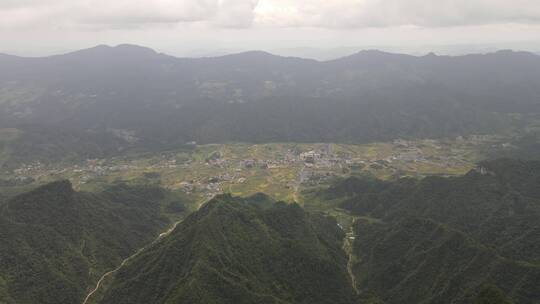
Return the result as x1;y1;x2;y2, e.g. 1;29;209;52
215;50;285;62
357;49;393;55
96;194;355;304
60;44;160;60
499;49;540;58
19;179;73;201
5;180;76;227
32;179;75;196
329;49;414;64
112;44;158;55
213;50;315;64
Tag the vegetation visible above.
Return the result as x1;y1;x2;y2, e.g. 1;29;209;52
1;139;484;207
3;45;540;304
0;180;183;304
94;194;357;304
474;285;513;304
322;158;540;303
2;157;540;303
353;217;538;304
2;46;539;162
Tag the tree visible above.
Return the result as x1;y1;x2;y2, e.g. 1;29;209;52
474;285;512;304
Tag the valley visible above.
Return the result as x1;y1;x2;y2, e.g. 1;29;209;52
1;136;494;204
1;43;539;304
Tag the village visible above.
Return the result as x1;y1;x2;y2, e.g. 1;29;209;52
2;136;496;200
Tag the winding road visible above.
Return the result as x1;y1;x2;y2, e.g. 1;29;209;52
342;219;360;295
82;220;180;304
81;201;198;304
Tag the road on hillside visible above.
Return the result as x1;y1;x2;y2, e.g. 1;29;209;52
82;198;206;304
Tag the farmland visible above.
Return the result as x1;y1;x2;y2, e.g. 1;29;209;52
0;136;498;205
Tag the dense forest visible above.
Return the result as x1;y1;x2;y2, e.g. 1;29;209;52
92;194;357;304
324;158;540;303
2;159;540;303
0;181;185;304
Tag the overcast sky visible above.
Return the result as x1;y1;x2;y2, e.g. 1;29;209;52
1;0;540;58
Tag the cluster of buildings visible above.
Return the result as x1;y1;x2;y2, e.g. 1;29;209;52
5;138;487;195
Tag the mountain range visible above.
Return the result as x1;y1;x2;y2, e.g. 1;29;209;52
90;194;357;304
323;158;540;303
2;159;540;303
1;45;540;167
84;158;540;304
0;181;184;304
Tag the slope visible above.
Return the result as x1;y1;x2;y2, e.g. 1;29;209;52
322;158;540;303
0;181;171;304
1;46;539;164
94;194;357;304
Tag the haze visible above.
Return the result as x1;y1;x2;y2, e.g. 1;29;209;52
3;2;540;304
2;0;540;58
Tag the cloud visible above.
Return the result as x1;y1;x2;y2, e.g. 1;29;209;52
215;0;259;28
1;0;540;31
78;0;219;25
255;0;540;28
0;0;258;30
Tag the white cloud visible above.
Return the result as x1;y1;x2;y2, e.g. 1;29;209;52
254;0;540;28
215;0;259;28
78;0;219;25
1;0;540;30
0;0;258;30
256;0;540;28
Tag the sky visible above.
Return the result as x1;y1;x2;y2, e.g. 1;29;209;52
1;0;540;58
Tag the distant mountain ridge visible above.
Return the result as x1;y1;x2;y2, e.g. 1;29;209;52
1;44;540;165
3;44;538;61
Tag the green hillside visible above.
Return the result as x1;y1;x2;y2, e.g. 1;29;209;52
3;159;540;303
353;217;539;304
0;181;174;304
94;194;357;304
323;158;540;303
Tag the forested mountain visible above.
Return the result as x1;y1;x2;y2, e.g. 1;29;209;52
354;217;539;304
0;181;173;304
3;44;540;304
3;160;540;304
324;158;540;303
1;45;540;165
91;194;357;304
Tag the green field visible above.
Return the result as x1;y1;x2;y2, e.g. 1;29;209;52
0;137;497;209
